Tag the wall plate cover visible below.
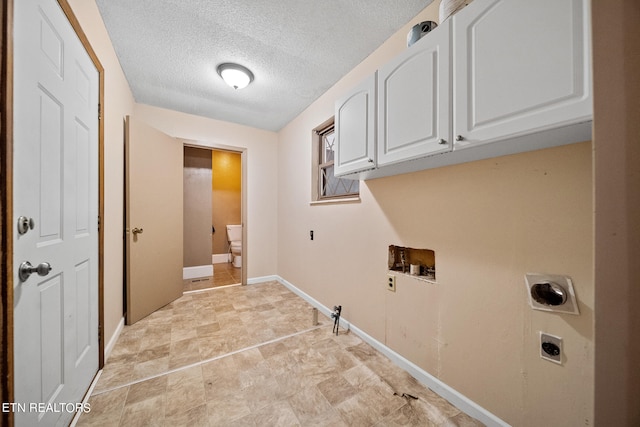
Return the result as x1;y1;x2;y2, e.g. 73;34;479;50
540;332;563;364
524;273;579;315
387;274;396;292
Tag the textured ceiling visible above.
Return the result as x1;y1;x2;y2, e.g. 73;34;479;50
95;0;433;131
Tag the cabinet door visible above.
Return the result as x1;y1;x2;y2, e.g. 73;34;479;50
453;0;592;148
335;73;376;176
377;19;452;166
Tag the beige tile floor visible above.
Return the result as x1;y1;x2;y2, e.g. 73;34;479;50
77;281;483;426
183;262;242;292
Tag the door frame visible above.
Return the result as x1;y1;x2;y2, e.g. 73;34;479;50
0;1;105;423
183;141;248;286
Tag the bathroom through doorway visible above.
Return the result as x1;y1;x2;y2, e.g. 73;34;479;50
183;145;245;291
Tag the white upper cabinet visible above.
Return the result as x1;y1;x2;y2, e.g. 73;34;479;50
333;0;592;180
377;19;452;166
335;73;377;176
453;0;592;148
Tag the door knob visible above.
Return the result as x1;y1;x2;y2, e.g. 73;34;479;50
132;227;144;235
19;261;52;282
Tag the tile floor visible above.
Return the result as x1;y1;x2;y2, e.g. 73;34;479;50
77;281;483;426
183;262;242;292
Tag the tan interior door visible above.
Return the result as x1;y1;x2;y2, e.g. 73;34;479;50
125;116;183;324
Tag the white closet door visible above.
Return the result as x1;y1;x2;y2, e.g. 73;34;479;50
13;0;100;425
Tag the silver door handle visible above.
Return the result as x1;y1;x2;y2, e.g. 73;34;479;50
132;227;143;235
19;261;52;282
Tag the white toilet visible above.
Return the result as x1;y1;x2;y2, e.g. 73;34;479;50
226;224;242;268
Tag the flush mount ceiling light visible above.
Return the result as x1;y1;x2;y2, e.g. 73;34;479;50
217;63;254;90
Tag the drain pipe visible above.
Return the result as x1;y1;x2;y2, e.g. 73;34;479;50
331;305;342;335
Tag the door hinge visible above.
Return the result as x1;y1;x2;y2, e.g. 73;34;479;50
98;103;102;121
97;215;101;231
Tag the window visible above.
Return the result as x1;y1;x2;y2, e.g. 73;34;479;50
312;118;359;201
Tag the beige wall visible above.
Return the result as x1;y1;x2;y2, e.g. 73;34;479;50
133;103;278;279
592;0;640;425
212;150;241;256
67;0;134;349
183;147;212;267
277;2;594;425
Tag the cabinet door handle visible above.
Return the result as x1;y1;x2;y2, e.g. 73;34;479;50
455;135;464;142
438;139;447;145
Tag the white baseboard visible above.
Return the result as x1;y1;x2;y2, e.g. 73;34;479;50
276;276;341;323
183;264;214;279
104;317;125;363
212;253;230;264
247;275;279;285
274;275;508;427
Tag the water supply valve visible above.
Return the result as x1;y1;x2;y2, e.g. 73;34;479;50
331;305;342;336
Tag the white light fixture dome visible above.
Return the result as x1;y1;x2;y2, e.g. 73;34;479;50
217;63;254;90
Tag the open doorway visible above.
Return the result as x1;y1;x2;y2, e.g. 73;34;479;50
183;146;244;291
211;149;243;286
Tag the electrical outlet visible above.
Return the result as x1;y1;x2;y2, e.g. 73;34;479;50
540;332;562;364
387;274;396;292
